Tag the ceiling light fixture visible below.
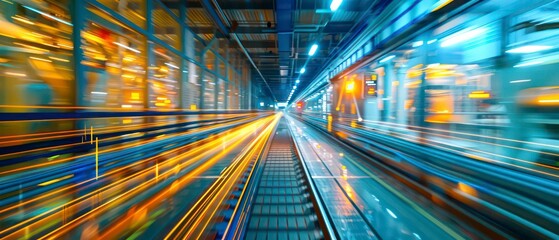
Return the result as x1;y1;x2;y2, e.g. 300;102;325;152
412;41;424;47
300;67;306;74
308;44;319;56
379;55;396;63
330;0;343;11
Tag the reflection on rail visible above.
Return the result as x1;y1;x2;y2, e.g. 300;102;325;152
294;112;559;239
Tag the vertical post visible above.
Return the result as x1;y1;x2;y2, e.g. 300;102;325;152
224;41;230;110
396;67;407;124
199;53;206;109
155;160;159;180
71;0;87;136
145;0;154;109
214;40;220;109
199;37;217;109
383;63;394;122
417;33;431;127
179;2;187;110
71;0;86;107
247;64;252;109
95;137;99;180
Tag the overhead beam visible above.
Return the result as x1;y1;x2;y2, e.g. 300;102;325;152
179;0;366;11
190;22;355;34
241;40;276;48
185;0;273;9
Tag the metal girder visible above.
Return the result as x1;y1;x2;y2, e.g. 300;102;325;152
276;0;294;71
241;41;276;48
199;0;229;36
177;0;367;11
184;0;274;9
190;22;355;34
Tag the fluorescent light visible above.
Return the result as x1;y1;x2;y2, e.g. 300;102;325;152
514;60;543;68
506;45;552;54
510;79;531;84
412;41;424;47
296;79;300;84
308;44;319;56
164;62;179;69
427;39;437;44
386;208;398;219
30;56;52;62
440;27;486;47
23;6;73;26
300;67;306;73
330;0;343;11
293;86;297;89
91;91;108;95
379;55;395;63
5;72;26;77
113;42;141;53
49;56;70;62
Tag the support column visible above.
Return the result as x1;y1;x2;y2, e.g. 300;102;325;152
224;41;229;109
199;37;216;109
382;63;395;121
198;53;205;109
416;33;432;127
179;2;187;109
214;40;219;109
185;31;196;109
247;65;252;109
71;0;86;107
396;67;407;124
145;0;154;109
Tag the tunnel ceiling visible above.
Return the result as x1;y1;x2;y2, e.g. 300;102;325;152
162;0;378;102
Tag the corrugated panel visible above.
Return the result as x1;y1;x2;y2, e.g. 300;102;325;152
198;33;214;41
187;8;214;27
237;34;275;41
331;11;360;22
153;8;177;26
225;9;274;24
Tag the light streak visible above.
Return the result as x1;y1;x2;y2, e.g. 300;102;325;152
1;116;274;238
23;6;72;26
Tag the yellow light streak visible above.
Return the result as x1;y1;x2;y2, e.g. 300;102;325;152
1;117;273;239
37;174;74;186
0;115;255;175
0;122;244;219
35;117;276;240
468;93;490;99
48;56;70;62
164;114;280;239
4;71;27;77
30;56;52;62
12;16;35;25
95;137;99;180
